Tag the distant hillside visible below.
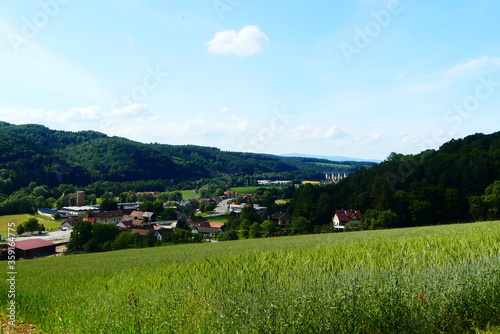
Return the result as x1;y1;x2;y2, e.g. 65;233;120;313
280;153;382;163
0;122;354;193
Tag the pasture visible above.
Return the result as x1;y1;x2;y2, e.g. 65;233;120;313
0;214;62;237
0;214;31;237
1;221;499;333
179;189;198;201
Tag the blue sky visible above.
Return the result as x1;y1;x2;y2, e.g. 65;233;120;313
1;0;499;160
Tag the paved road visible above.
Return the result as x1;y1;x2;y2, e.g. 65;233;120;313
214;198;232;216
14;229;71;242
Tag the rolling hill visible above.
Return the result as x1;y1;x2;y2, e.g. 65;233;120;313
0;122;372;194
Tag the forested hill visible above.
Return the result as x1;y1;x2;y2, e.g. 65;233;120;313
288;131;500;227
0;121;368;194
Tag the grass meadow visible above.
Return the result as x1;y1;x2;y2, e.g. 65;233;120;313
179;189;198;201
0;214;62;237
1;221;500;333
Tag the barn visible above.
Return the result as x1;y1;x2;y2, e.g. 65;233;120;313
15;239;57;259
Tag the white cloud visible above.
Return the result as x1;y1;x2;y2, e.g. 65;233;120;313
290;124;351;140
442;57;500;79
110;103;151;117
64;106;103;120
205;25;268;57
218;106;230;114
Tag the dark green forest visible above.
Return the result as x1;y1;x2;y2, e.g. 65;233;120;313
287;132;500;229
0;121;331;193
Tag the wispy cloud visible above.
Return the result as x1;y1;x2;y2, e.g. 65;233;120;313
441;57;500;79
205;25;268;57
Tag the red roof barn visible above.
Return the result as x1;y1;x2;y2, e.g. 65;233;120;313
15;239;57;259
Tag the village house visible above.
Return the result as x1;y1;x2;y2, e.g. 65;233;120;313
191;226;223;238
270;212;293;229
332;210;363;231
229;203;267;214
60;218;79;230
123;211;156;226
186;215;209;229
83;210;124;225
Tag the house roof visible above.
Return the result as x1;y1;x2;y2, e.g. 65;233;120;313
38;208;59;214
208;222;226;228
119;220;134;227
142;212;155;218
335;210;363;222
15;239;56;251
271;212;292;221
93;210;124;219
129;228;154;236
62;219;78;226
130;211;145;218
194;226;222;234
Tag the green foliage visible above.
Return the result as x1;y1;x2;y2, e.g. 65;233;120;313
248;222;262;238
217;229;239;241
239;219;252;239
16;223;25;235
240;206;259;222
15;217;45;235
99;197;118;212
261;219;277;236
291;216;310;234
469;180;500;221
112;232;137;250
66;221;93;252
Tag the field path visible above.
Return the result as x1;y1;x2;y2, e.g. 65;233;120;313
0;315;41;334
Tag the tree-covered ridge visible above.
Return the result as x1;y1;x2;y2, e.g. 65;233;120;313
0;122;328;194
288;132;500;228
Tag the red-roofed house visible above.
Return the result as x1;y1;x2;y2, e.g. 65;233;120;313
15;239;57;259
332;210;363;231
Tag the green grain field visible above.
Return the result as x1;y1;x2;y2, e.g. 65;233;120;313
2;221;500;333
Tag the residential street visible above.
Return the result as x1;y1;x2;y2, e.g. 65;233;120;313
213;198;231;216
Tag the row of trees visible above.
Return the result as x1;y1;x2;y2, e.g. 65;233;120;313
66;220;206;254
66;221;160;253
16;217;45;235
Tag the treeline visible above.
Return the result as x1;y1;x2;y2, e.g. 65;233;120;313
66;221;203;253
286;132;500;230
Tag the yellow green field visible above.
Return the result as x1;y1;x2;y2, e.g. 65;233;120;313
1;221;499;333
